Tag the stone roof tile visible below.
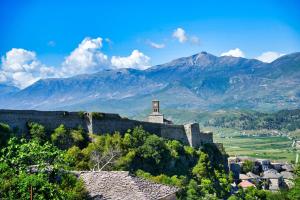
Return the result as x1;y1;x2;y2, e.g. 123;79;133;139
76;171;179;200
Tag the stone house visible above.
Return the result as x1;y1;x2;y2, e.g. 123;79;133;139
280;171;295;189
271;162;282;171
282;164;294;172
262;169;283;191
256;159;271;172
246;172;260;184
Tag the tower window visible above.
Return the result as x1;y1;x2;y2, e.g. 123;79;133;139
152;100;160;113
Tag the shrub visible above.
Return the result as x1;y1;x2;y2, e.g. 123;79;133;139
70;126;89;149
78;111;85;119
28;122;47;143
0;123;12;147
51;125;73;150
0;137;89;199
91;112;104;120
242;160;254;173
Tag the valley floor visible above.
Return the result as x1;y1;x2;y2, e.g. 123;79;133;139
207;127;297;162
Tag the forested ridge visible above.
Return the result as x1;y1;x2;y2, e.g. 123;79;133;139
204;109;300;131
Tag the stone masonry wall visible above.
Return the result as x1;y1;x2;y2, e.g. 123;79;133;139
0;109;213;148
0;109;89;134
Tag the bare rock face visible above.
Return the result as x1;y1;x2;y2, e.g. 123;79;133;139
76;171;179;200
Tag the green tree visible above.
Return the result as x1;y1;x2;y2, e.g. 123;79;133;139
65;146;89;170
0;123;12;147
1;137;65;170
28;122;47;143
192;152;212;180
0;137;88;199
186;179;201;200
70;126;89;149
288;164;300;200
51;124;73;150
135;134;170;174
191;150;232;199
242;160;254;173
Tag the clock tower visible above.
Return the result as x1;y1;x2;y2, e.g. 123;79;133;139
148;100;173;124
152;100;160;113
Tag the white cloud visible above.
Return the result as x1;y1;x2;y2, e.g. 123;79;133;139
255;51;285;63
149;42;165;49
189;36;200;45
172;28;200;45
221;48;245;58
111;50;151;70
0;48;56;88
0;71;8;83
0;37;153;88
172;28;187;43
2;49;38;73
61;37;109;76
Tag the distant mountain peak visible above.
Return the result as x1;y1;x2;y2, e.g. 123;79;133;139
154;51;257;70
192;51;216;58
154;51;218;69
191;52;218;66
1;52;299;113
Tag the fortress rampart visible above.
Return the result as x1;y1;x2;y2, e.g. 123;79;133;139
0;109;213;148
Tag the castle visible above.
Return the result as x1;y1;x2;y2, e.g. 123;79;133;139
0;100;213;148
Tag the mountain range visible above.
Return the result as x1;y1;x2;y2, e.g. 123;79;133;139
1;51;300;118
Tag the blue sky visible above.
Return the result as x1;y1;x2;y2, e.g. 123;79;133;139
0;0;300;88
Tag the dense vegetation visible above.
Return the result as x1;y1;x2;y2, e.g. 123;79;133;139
63;125;233;199
204;109;300;131
0;122;300;199
0;123;89;199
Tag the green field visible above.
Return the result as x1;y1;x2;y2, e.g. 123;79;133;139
204;127;298;162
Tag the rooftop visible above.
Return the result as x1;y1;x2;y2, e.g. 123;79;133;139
262;169;282;179
246;172;260;179
282;164;294;172
239;174;250;180
238;180;256;188
280;171;295;179
76;171;179;200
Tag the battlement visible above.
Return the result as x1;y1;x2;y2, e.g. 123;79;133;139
0;109;213;148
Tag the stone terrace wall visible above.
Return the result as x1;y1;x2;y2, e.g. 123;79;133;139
0;109;213;147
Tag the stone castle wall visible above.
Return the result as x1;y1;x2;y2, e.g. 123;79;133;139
0;109;89;133
0;109;213;148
